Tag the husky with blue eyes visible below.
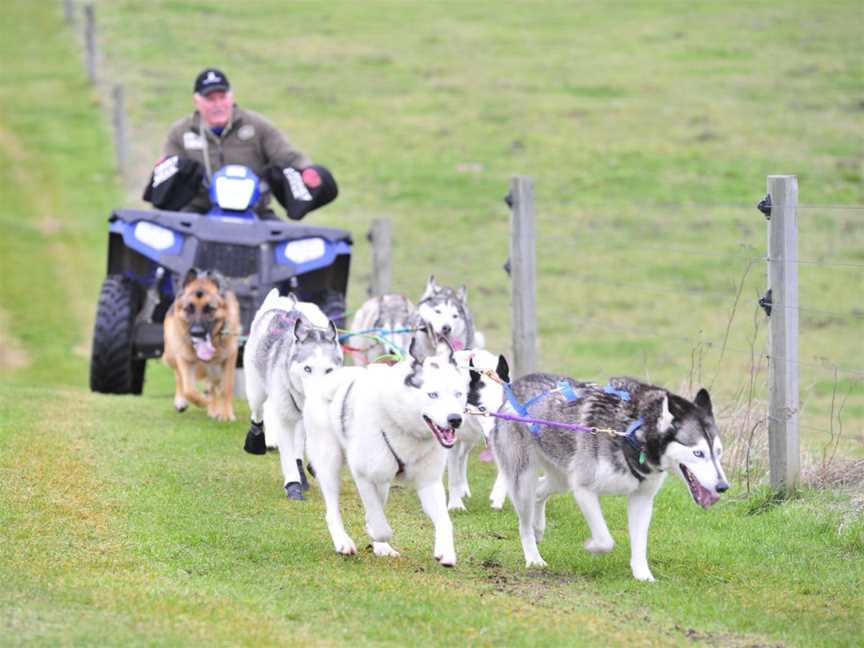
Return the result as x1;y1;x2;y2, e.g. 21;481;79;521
303;335;469;566
491;375;729;581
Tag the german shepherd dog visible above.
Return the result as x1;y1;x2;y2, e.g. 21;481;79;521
163;269;240;422
492;375;729;581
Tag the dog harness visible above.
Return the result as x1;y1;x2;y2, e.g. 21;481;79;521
467;370;648;465
381;429;406;476
338;327;417;363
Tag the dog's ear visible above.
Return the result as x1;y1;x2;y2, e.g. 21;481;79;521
293;316;312;343
694;388;713;416
404;337;425;388
408;335;426;363
656;395;675;433
496;355;510;384
326;319;339;343
206;270;227;295
420;275;438;301
457;284;467;303
182;268;199;287
468;366;483;393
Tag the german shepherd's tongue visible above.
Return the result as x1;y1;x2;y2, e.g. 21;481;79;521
193;335;216;361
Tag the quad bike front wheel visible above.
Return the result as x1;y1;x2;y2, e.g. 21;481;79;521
90;275;146;394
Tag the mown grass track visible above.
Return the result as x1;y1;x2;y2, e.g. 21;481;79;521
1;2;862;646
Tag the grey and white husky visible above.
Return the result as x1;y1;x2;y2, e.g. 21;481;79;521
242;289;343;500
491;375;729;581
302;336;468;565
346;293;415;365
414;275;482;351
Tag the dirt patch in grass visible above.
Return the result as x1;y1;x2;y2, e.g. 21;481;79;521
0;308;30;371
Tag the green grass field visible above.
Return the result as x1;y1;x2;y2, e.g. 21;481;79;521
1;1;862;646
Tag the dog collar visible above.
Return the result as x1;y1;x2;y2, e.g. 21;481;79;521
381;429;405;476
623;418;646;465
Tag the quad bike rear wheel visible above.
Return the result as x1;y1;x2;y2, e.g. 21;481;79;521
90;275;145;394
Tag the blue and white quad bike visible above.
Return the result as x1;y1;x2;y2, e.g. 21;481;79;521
90;161;350;394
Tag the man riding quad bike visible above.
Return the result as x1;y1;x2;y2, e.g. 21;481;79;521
89;68;351;395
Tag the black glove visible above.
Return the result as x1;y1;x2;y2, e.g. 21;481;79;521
142;155;205;211
265;164;338;220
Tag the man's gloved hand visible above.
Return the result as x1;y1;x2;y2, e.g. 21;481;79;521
301;167;322;188
266;164;338;220
142;155;206;211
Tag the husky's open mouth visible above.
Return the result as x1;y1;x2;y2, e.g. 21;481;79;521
423;415;457;448
679;464;720;509
192;334;216;361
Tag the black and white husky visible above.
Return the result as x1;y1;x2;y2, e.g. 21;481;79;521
447;349;509;511
302;337;468;565
491;375;729;581
414;275;482;351
242;289;343;500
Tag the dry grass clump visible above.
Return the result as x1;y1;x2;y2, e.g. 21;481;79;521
803;457;864;491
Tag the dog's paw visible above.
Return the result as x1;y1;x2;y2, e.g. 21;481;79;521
244;426;267;455
372;542;400;557
447;498;467;512
631;566;655;582
284;482;306;501
334;535;357;556
174;399;188;413
525;557;548;568
435;551;456;567
584;538;614;554
297;459;310;491
208;406;235;423
489;497;506;511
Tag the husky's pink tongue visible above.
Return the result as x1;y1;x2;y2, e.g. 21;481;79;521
193;336;215;361
681;464;721;509
452;338;465;351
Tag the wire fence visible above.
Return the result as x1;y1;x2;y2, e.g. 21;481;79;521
499;181;863;489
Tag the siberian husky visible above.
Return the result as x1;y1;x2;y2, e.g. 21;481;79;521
447;349;509;511
414;275;482;351
346;293;415;365
242;289;343;500
302;337;468;565
491;375;729;581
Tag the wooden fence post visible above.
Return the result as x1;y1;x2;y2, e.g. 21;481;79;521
84;4;96;83
509;176;538;378
766;175;800;491
112;83;128;177
368;218;392;296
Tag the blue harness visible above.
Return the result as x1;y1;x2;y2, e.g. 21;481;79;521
502;380;646;464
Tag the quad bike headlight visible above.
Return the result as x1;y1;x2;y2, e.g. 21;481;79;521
133;221;176;251
282;238;326;264
212;164;259;211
